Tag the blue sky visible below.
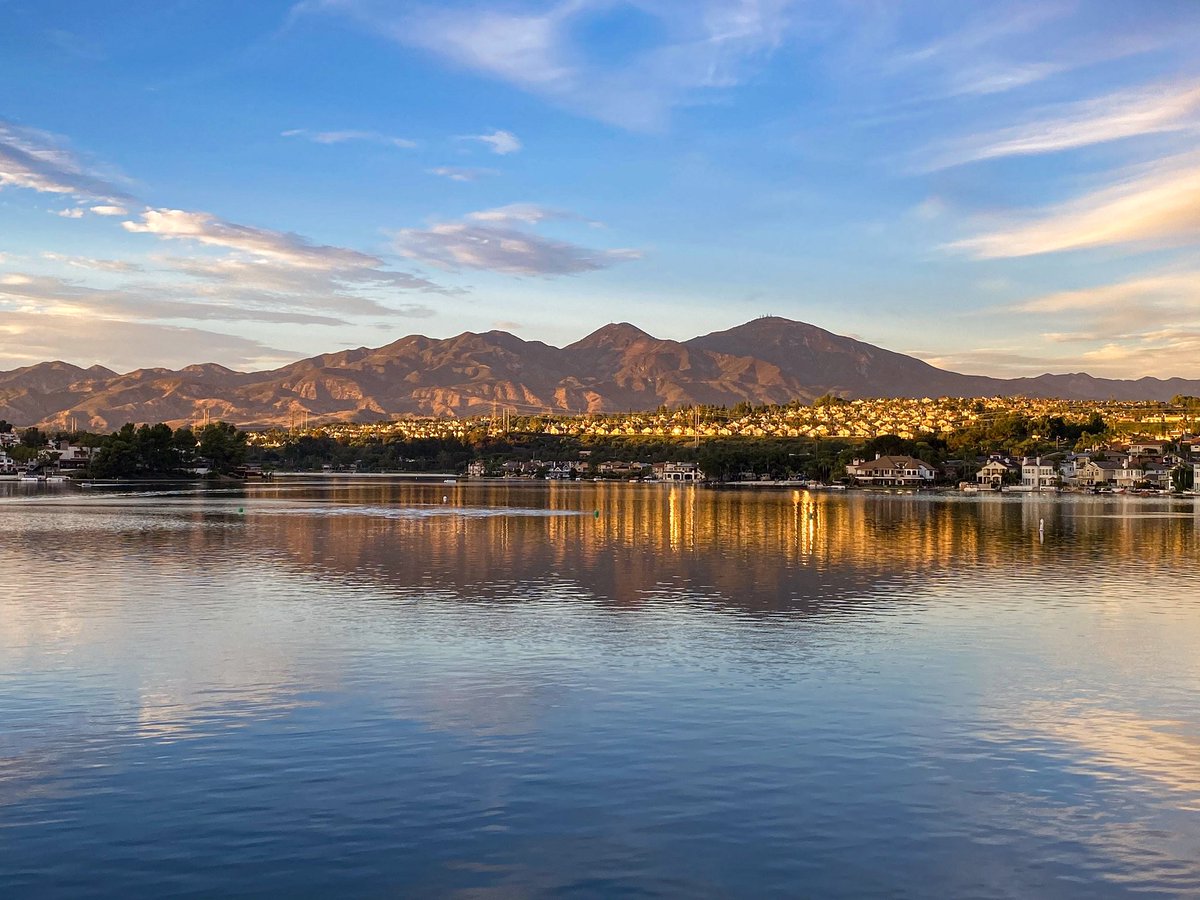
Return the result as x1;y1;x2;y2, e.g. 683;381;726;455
2;0;1200;378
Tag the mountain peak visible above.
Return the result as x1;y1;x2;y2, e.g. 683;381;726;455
568;322;656;351
4;316;1200;428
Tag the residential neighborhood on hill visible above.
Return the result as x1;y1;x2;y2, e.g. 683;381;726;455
5;397;1198;493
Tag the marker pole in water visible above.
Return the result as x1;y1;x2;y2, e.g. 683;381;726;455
1039;517;1044;543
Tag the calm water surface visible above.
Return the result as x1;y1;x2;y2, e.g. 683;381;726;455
2;479;1199;898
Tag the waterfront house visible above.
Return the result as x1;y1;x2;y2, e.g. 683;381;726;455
976;458;1015;487
846;454;937;486
547;462;575;480
1076;459;1121;486
598;460;651;478
652;461;705;483
54;441;94;470
466;460;486;478
1141;463;1173;489
1021;457;1059;490
501;460;530;477
0;449;16;475
1113;459;1146;490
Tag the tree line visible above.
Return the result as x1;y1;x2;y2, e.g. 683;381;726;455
2;421;248;478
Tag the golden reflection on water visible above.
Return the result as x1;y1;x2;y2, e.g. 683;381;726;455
236;483;1200;613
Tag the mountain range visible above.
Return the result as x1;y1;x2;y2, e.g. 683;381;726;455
3;317;1198;430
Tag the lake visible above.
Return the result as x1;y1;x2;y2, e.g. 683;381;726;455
2;479;1199;898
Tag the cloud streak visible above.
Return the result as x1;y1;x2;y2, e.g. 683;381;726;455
0;118;129;201
924;271;1200;378
394;204;641;275
282;128;417;149
427;166;496;182
1;272;347;326
460;129;521;155
0;310;293;371
297;0;797;130
949;156;1200;258
925;81;1200;170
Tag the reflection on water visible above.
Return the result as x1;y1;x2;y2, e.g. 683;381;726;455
1;480;1199;898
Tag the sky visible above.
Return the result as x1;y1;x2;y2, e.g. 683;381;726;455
2;0;1200;379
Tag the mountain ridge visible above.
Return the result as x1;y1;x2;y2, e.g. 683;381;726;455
3;317;1198;430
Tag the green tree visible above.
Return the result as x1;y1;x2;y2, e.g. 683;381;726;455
197;422;248;474
20;427;46;448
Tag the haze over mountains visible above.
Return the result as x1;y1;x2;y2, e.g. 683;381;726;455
3;318;1198;430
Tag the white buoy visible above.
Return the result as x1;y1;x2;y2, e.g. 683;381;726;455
443;495;448;503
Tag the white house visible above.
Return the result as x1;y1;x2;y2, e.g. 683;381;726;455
652;461;704;483
976;458;1014;487
1129;440;1167;456
0;449;16;474
1021;457;1058;490
846;454;937;486
1113;459;1145;489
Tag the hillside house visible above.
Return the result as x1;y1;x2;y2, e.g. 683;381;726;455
1129;440;1167;455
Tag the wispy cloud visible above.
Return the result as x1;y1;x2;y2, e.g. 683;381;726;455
1014;272;1200;315
948;156;1200;258
394;203;641;275
158;255;438;318
0;309;293;371
296;0;797;130
123;208;377;268
925;271;1200;378
925;81;1200;171
55;207;85;218
282;128;417;148
881;2;1167;101
0;272;346;326
117;209;446;318
90;204;129;216
460;129;521;155
427;166;496;182
0;118;129;200
42;252;141;273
